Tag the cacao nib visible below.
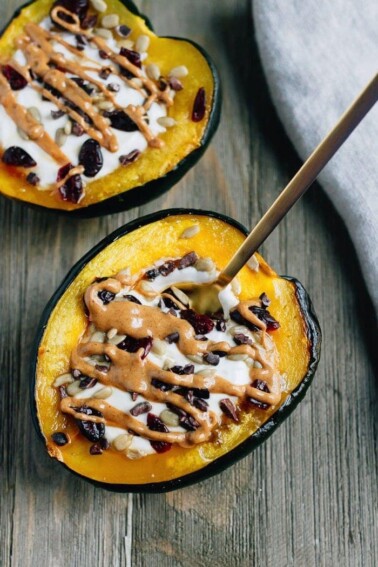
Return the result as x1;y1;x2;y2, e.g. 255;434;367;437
151;440;172;453
75;34;87;51
169;76;183;91
78;139;103;177
119;149;141;165
219;398;239;422
26;172;40;186
216;320;226;332
117;24;131;37
184;389;194;405
59;174;84;204
2;65;27;90
89;443;103;455
179;415;199;431
151;378;173;392
107;82;120;92
250;305;280;331
75;406;105;442
178;251;199;269
130;401;152;416
166;403;186;419
65;99;92;124
81;13;97;29
192;87;206;122
145;268;160;281
71;76;94;95
160;297;179;310
51;109;65;119
159;260;176;277
52;432;68;446
104;110;140;131
230;309;260;332
165;332;179;343
72;122;84;136
99;49;109;59
99;437;110;450
195;335;208;341
158;77;168;91
2;147;36;168
124;294;142;304
58;385;68;399
51;0;89;25
130;392;138;401
117;336;152;359
175;386;210;400
233;333;253;346
249;379;270;410
98;289;115;305
169;364;194;375
203;353;220;366
259;292;271;308
119;47;142;69
99;67;112;80
42;82;62;101
79;376;97;389
211;350;227;358
180;309;214;335
193;398;208;411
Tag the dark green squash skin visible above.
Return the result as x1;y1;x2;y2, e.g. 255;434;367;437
30;208;321;493
0;1;221;217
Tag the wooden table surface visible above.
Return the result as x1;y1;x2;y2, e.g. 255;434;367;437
1;1;377;566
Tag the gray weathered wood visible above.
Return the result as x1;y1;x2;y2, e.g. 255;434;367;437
0;1;376;566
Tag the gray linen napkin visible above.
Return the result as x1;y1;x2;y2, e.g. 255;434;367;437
253;0;378;310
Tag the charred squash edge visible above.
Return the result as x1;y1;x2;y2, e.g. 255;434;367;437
0;1;221;217
30;208;321;492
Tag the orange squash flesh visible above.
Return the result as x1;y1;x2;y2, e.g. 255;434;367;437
34;212;319;488
0;0;219;214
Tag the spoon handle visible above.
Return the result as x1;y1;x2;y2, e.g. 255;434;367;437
218;73;378;286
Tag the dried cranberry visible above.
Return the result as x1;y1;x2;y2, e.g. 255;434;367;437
219;398;239;422
71;77;94;95
75;406;105;442
180;309;214;335
59;174;84;203
105;110;138;132
97;289;115;305
250;306;280;331
2;65;27;90
2;147;36;168
192;87;206;122
124;294;142;304
52;432;68;446
151;440;172;453
89;443;103;455
78;139;103;177
72;122;84;136
203;353;220;366
26;172;40;186
130;401;152;416
165;332;179;344
79;376;97;389
169;364;194;375
117;336;152;359
178;252;198;269
151;378;173;392
169;77;183;91
147;413;172;453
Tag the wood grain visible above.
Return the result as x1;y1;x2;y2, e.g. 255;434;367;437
0;1;377;566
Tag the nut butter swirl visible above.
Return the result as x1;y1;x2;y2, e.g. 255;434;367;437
61;266;282;449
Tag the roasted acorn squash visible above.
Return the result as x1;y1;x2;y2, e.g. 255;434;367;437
32;210;321;492
0;1;220;216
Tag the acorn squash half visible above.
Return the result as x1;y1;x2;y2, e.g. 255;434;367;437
0;1;220;216
31;209;321;492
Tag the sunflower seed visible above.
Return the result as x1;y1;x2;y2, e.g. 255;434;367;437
170;286;190;306
107;328;118;340
146;63;160;81
97;100;114;111
94;386;113;399
118;39;134;49
254;361;263;369
180;224;200;239
196;368;216;377
195;257;215;272
126;447;146;459
130;78;143;88
53;373;74;387
160;409;179;427
95;28;113;39
163;357;176;370
113;432;133;451
247;254;259;271
91;0;107;12
151;339;167;356
135;34;150;53
231;278;241;295
55;128;67;147
66;380;81;396
28;106;41;122
17;127;29;140
102;14;119;28
91;331;106;343
157;116;176;128
227;353;249;361
169;65;189;78
140;281;155;293
186;354;203;364
64;120;72;135
107;333;126;345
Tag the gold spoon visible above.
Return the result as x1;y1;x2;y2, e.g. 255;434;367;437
188;73;378;313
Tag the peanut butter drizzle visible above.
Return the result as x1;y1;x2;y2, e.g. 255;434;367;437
60;266;282;449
